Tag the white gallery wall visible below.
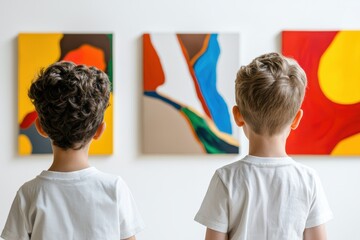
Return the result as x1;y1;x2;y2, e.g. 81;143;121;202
1;0;360;239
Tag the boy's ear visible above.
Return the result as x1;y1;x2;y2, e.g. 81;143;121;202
93;122;106;140
291;109;303;130
232;105;245;127
35;118;48;138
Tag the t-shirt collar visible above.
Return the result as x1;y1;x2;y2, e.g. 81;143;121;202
38;167;97;181
242;155;295;165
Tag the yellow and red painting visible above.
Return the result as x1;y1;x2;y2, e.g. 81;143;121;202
282;31;360;155
18;33;113;155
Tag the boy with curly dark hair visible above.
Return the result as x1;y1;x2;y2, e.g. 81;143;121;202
195;53;333;240
1;62;144;240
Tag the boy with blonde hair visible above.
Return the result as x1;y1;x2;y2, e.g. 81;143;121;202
2;62;144;240
195;53;333;240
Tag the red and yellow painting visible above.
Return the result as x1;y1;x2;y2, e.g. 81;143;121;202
18;33;113;155
282;31;360;155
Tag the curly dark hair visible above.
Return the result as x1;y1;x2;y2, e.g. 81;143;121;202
28;61;111;150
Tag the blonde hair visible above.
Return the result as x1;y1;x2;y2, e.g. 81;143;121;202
235;52;307;136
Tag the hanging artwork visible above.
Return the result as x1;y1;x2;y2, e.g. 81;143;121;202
142;33;240;154
282;31;360;155
18;33;113;155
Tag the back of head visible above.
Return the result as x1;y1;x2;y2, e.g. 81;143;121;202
235;52;307;136
29;61;111;150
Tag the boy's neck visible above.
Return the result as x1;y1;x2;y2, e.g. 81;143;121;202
48;145;90;172
247;130;289;158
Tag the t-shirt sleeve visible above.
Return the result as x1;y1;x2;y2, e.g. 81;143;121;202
305;173;333;228
1;193;30;240
194;171;229;233
117;177;145;239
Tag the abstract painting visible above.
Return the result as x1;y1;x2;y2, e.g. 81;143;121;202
18;33;113;155
143;33;240;154
282;31;360;155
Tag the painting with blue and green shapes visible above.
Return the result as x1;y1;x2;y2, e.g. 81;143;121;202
143;33;240;154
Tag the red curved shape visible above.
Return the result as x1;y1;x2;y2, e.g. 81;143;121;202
143;34;165;91
283;31;360;154
20;111;38;129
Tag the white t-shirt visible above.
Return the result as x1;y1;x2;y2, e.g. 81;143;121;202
195;155;333;240
1;167;144;240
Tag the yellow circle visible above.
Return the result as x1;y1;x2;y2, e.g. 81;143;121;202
318;31;360;105
331;133;360;155
19;134;32;155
